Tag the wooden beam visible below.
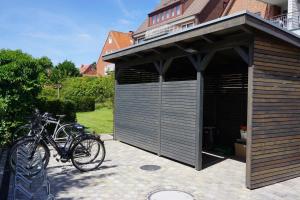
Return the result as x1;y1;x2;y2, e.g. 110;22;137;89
115;35;250;68
241;25;253;34
174;43;199;54
162;58;174;75
188;54;202;71
154;61;162;74
149;48;162;55
199;52;215;71
133;53;143;58
234;47;249;64
200;35;214;43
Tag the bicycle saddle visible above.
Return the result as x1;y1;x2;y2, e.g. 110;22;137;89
73;123;85;130
56;114;66;118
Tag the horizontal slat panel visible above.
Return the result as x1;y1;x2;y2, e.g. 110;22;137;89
161;81;197;166
250;35;300;189
115;83;159;154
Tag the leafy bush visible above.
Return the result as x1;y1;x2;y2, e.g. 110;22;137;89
40;75;114;112
39;85;57;99
73;97;95;112
0;49;41;147
61;76;114;105
38;98;76;122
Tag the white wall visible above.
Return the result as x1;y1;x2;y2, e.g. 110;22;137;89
288;0;300;32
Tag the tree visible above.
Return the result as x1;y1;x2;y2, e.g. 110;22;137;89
0;49;41;146
50;60;80;84
37;56;54;84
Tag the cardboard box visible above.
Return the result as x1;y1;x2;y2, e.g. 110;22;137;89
235;143;246;160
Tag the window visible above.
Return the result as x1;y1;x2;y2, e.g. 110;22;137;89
161;12;165;21
108;36;112;44
152;15;156;24
157;14;160;22
172;8;175;17
182;22;194;30
176;5;181;15
166;10;170;18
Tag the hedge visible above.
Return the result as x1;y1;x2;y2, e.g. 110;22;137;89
0;49;41;147
40;76;114;112
37;98;76;122
72;97;95;112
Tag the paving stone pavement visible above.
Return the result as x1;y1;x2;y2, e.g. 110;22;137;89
48;140;300;200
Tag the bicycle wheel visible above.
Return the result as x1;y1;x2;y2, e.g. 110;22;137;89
13;125;32;141
71;136;105;172
9;137;50;173
53;124;81;143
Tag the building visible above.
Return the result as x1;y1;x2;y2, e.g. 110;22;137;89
133;0;300;43
96;31;134;76
103;0;300;190
80;64;97;77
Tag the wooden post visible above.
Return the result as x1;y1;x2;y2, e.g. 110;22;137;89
154;61;163;156
113;64;119;141
246;40;254;189
195;70;204;170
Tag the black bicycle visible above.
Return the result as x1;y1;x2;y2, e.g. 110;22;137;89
9;112;106;172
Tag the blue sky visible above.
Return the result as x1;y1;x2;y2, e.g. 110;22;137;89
0;0;158;67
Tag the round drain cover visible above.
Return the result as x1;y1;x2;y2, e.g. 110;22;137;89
140;165;161;171
148;190;195;200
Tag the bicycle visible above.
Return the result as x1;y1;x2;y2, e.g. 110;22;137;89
10;112;106;172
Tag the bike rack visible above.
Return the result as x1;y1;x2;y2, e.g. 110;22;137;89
12;144;55;200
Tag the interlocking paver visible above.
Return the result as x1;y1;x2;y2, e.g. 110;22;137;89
48;140;300;200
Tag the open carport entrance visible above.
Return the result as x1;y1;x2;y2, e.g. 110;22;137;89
202;49;248;167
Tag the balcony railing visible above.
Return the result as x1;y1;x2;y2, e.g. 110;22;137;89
145;24;178;40
270;11;300;31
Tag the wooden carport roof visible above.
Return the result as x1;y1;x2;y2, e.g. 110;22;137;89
103;11;300;64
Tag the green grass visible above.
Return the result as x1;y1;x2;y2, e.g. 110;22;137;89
76;108;113;134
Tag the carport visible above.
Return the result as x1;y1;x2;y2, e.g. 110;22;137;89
103;11;300;189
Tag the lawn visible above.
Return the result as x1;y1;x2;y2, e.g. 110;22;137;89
77;108;113;134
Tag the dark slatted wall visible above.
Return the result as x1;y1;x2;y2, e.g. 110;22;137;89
204;73;248;147
161;81;197;165
249;34;300;189
115;83;160;152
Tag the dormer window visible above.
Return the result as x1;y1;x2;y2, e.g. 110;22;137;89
166;10;170;18
149;3;182;26
152;15;156;24
172;8;175;17
176;5;181;15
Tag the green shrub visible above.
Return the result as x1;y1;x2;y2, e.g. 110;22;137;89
72;97;95;112
95;98;114;110
38;98;76;122
0;49;41;147
39;86;57;99
61;76;114;105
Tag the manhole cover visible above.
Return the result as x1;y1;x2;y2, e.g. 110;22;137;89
140;165;161;171
148;190;195;200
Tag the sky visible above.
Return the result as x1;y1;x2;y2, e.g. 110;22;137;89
0;0;159;67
